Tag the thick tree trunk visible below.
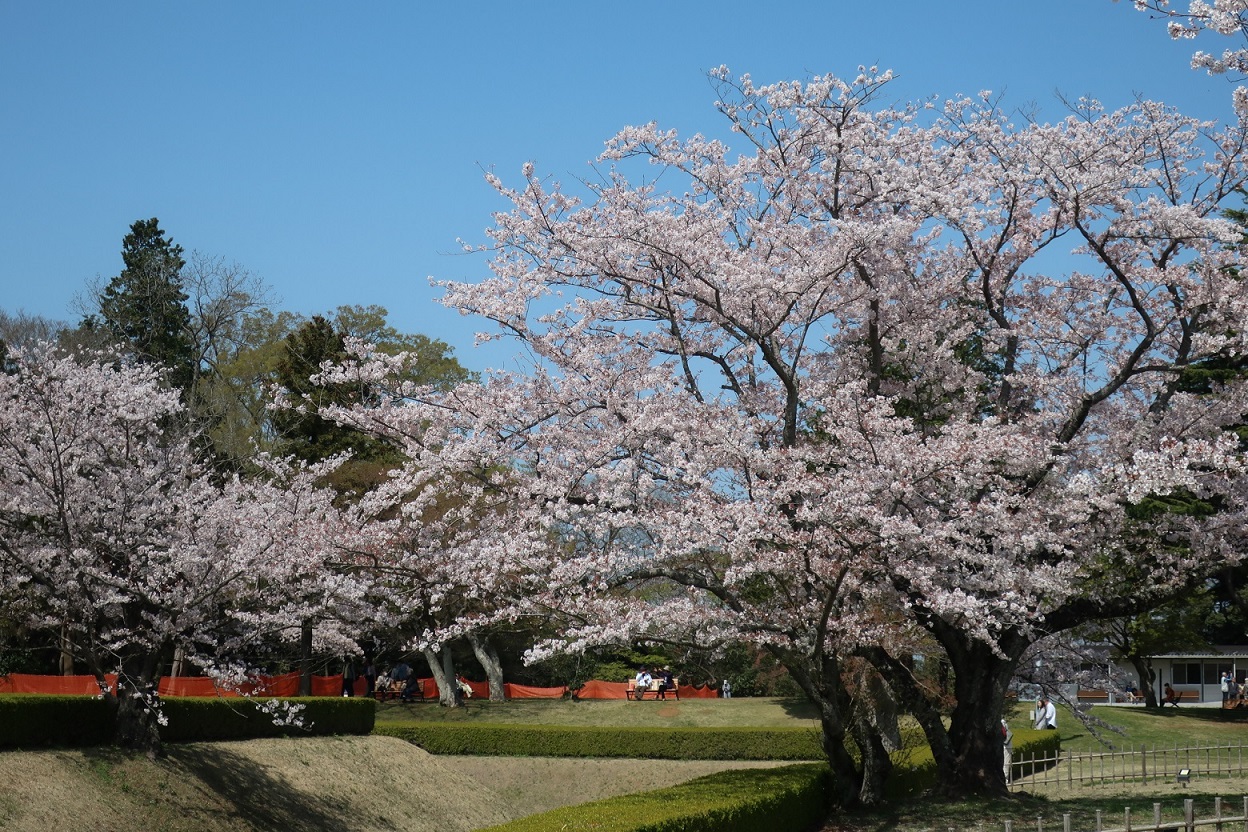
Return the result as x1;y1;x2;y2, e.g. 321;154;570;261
861;645;958;782
58;622;74;675
423;646;460;707
850;712;893;805
299;620;313;697
939;638;1020;797
868;631;1017;798
859;664;901;752
467;632;506;701
1128;655;1159;708
442;649;462;706
109;651;164;758
781;651;863;807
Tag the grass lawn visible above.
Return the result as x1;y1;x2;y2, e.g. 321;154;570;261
374;695;823;728
1001;702;1248;752
378;696;1248;831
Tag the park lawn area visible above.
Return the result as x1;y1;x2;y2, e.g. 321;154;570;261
374;695;823;728
1051;705;1248;752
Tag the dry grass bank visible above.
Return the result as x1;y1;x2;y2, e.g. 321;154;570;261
0;734;788;832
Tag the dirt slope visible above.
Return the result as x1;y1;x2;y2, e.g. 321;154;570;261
0;735;785;831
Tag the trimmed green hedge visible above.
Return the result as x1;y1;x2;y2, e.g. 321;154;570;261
0;694;375;748
1011;727;1061;778
378;721;1059;832
0;695;114;748
372;722;825;760
161;696;375;742
477;763;831;832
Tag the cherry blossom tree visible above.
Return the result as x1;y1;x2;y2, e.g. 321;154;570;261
1122;0;1248;76
323;69;1248;803
0;344;368;753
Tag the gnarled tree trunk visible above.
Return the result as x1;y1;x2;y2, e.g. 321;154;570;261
780;650;876;807
423;645;460;707
468;632;506;701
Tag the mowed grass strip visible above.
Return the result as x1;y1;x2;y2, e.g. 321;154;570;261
1060;705;1248;751
374;695;823;728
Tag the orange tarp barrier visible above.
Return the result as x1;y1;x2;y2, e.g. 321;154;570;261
575;679;628;699
504;683;567;699
0;673;112;695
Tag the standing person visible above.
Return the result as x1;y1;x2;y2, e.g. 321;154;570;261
1001;719;1014;785
341;658;357;697
1222;672;1232;706
363;657;378;698
721;679;732;699
1034;696;1056;729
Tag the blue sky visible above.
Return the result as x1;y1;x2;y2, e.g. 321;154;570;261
0;1;1235;373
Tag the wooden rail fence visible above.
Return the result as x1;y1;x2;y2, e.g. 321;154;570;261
1012;743;1248;791
1001;797;1248;832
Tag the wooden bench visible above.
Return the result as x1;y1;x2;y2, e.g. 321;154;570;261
626;678;679;701
1077;689;1110;703
1163;690;1199;706
374;677;430;702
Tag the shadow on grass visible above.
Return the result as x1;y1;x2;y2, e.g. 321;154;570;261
778;697;822;720
1137;707;1248;723
161;744;352;832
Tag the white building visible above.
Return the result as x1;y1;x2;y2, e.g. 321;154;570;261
1139;647;1248;704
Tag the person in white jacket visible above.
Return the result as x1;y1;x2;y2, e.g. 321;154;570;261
1033;696;1057;729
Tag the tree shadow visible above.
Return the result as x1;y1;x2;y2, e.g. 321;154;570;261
161;744;354;831
1141;706;1248;723
777;697;821;720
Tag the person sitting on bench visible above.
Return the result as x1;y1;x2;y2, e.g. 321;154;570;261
656;666;675;700
1163;682;1181;707
634;667;653;700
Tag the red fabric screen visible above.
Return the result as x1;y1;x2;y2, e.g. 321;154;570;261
574;679;628;699
504;683;567;699
0;673;111;695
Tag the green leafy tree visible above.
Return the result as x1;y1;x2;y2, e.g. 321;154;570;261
274;305;473;479
87;218;195;393
274;315;367;464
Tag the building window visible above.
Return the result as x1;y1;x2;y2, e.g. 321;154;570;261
1205;663;1233;685
1174;663;1202;685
